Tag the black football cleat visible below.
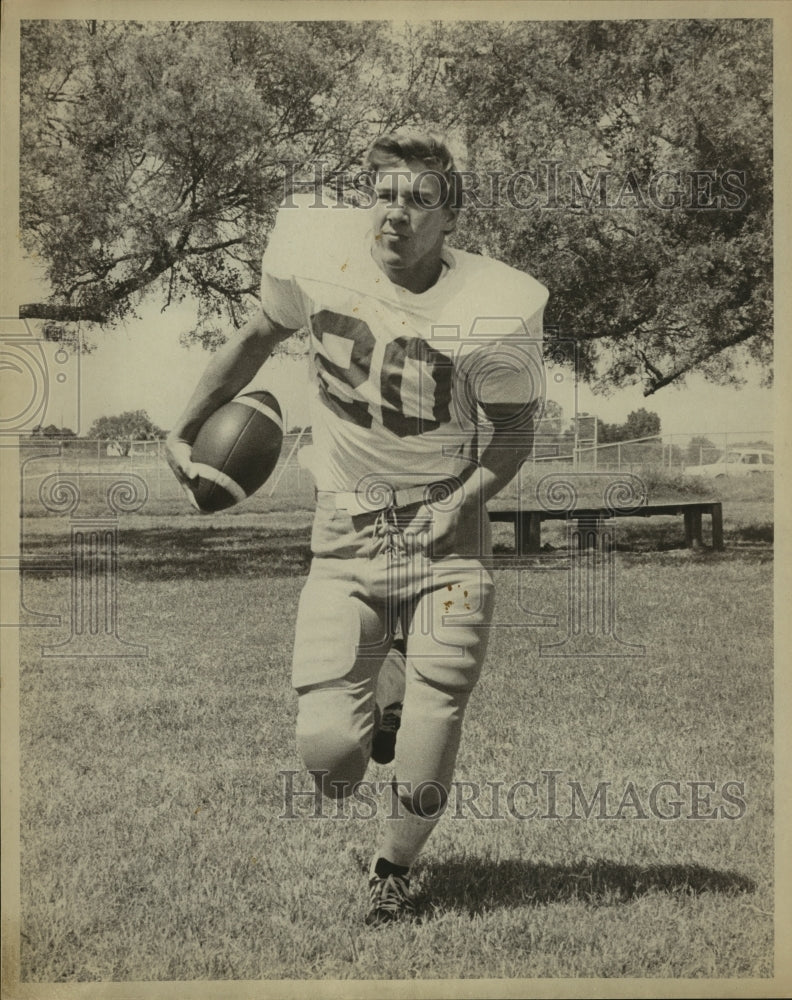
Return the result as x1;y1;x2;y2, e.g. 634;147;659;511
365;869;416;927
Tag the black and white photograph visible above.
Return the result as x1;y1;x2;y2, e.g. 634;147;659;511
1;1;788;997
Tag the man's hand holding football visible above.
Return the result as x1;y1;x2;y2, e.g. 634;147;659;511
165;435;201;509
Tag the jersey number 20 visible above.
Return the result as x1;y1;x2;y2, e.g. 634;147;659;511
312;310;454;437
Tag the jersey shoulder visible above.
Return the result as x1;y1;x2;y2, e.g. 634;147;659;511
451;247;549;319
261;192;369;284
442;248;548;344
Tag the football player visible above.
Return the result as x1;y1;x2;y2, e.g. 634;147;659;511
166;131;548;926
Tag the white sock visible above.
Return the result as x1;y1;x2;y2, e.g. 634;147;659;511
375;784;442;870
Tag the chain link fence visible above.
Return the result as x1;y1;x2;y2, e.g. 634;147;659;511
19;427;772;516
20;432;318;514
568;431;773;472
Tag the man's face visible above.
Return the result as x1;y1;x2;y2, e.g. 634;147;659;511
369;159;457;292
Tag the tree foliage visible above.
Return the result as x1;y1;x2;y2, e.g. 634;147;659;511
686;434;719;464
535;398;564;435
19;20;447;346
444;19;771;394
86;409;164;454
598;408;662;443
30;423;76;438
19;19;772;394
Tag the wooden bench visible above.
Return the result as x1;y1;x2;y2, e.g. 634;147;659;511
488;501;724;554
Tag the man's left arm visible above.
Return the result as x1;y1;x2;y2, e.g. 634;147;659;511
456;306;546;505
470;399;538;505
422;310;545;556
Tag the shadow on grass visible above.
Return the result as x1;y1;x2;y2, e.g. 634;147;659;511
417;857;756;915
610;522;773;553
22;518;772;580
491;521;773;560
21;526;314;580
732;524;774;544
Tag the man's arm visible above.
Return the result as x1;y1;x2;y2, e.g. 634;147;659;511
424;400;535;558
166;308;296;487
468;401;536;504
451;332;543;504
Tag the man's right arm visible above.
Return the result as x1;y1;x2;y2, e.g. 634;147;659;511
166;307;296;487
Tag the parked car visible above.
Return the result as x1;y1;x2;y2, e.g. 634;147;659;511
691;448;774;478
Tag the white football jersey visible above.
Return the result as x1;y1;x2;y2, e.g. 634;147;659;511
260;194;549;493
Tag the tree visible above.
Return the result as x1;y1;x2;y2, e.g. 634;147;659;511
443;19;772;394
686;435;719;465
623;408;661;440
535;399;564;435
597;407;661;443
18;20;449;348
87;409;164;455
534;399;565;458
41;424;77;438
18;20;772;394
668;443;685;468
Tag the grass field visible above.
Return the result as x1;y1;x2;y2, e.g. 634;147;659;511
13;472;774;984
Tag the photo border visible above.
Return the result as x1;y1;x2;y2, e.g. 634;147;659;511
2;2;789;998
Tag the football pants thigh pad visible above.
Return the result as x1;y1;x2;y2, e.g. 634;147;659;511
392;567;495;808
292;569;392;793
296;683;373;797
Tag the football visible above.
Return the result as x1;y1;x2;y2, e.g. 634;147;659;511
189;390;283;512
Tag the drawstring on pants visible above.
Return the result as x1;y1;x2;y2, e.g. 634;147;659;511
373;505;408;558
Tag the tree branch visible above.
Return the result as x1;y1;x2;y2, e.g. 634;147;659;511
21;246;179;323
641;328;758;395
184;237;244;255
19;302;106;323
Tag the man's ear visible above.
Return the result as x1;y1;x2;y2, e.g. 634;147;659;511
443;206;459;233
